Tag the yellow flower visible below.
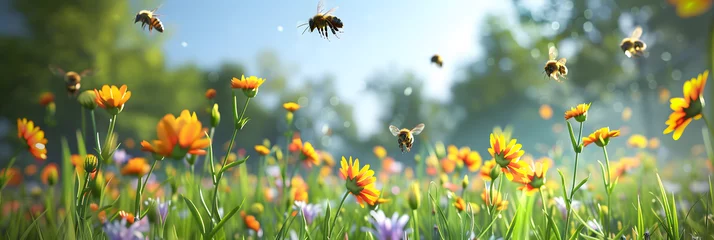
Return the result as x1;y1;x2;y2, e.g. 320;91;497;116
564;103;591;122
339;156;380;207
141;110;211;160
94;85;131;114
283;102;300;112
539;104;553;120
488;133;528;181
300;142;321;168
482;190;508;211
255;145;270;156
454;196;467;212
668;0;712;18
448;146;482;172
231;75;265;98
373;146;387;160
627;134;648;149
17;118;47;160
121;158;150;177
514;159;551;195
319;151;335;167
664;70;708;140
582;127;620;148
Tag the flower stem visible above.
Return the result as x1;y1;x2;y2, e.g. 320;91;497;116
90;110;101;152
329;191;350;239
702;114;714;169
412;209;420;240
133;176;143;218
540;190;548;226
564;121;584;238
603;145;612;239
81;107;87;141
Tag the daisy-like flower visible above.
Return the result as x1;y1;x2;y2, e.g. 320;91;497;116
300;142;321;168
319;151;335;167
141;110;211;160
453;196;466;212
382;157;403;174
40;163;59;186
283;102;300;112
121;158;150;177
668;0;712;18
482;190;508;211
339;156;381;207
488;133;528;181
582;127;621;148
17;118;47;160
231;75;265;98
564;103;591;122
205;88;216;100
255;145;270;156
102;217;149;240
94;85;132;115
361;210;410;240
293;201;322;225
448;147;482;172
514;159;551;195
609;157;640;179
627;134;648;149
664;70;708;140
39;92;55;106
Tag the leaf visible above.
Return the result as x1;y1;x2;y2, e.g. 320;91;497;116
198;189;214;221
571;175;591;199
566;121;579;153
504;212;518;240
557;170;571;208
181;195;207;235
637;196;645;240
20;209;48;240
208;198;245;239
220;156;249;174
568;224;585;240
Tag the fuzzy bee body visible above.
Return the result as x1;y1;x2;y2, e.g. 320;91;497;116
544;46;567;82
389;123;425;153
620;26;646;58
431;54;443;68
135;8;164;33
49;66;92;96
299;0;343;40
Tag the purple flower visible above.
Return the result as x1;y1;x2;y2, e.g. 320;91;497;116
113;149;130;165
144;198;170;224
361;210;410;240
103;218;149;240
293;201;322;225
554;197;580;219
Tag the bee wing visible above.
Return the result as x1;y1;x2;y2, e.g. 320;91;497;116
80;69;94;77
49;65;65;76
630;26;642;40
410;123;425;135
324;7;338;15
389;125;401;136
548;46;558;60
557;58;567;65
151;4;163;13
317;0;325;14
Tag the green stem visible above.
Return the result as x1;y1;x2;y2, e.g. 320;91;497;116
565;122;584;238
133;176;142;218
540;190;548;228
702;115;714;169
488;178;495;216
90;110;101;152
329;191;350;239
206;127;215;176
412;210;420;240
76;171;92;232
81;107;87;142
256;155;266;203
603;145;612;239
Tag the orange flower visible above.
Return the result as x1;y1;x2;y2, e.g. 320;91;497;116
119;210;135;224
583;127;621;148
205;88;217;100
90;203;99;211
488;133;528;181
479;160;498;181
482;190;508;211
0;168;22;186
373;146;387;159
94;85;131;113
664;70;708;140
514;159;551;195
241;211;261;232
648;137;660;149
539;104;553;120
454;196;466;212
39;92;55;106
40;163;59;186
121;158;150;177
24;164;38;176
141;110;211;159
291;184;309;202
283;102;300;112
564;103;591;122
301;142;320;168
339;156;380;207
610;157;640;179
289;134;303;153
627;134;648;149
448;147;482;172
17;118;47;160
255;145;270;156
231;75;265;98
668;0;713;18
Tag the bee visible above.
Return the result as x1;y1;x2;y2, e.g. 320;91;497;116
298;0;343;40
389;123;425;153
544;46;567;82
134;6;164;33
431;54;443;68
620;26;646;58
49;65;92;96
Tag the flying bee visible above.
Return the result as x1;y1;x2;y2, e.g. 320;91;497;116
49;65;93;96
431;54;443;68
389;123;425;153
298;0;343;40
543;46;568;82
134;6;164;33
620;26;646;58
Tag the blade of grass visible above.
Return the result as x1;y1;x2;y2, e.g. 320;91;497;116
208;198;245;239
20;209;48;240
181;195;206;235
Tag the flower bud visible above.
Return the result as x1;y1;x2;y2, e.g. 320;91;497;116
84;154;98;173
286;112;294;125
77;90;97;110
250;203;264;216
489;164;501;180
211;103;220;128
462;175;469;189
242;88;258;98
435;142;446;159
408;183;421;210
41;164;59;186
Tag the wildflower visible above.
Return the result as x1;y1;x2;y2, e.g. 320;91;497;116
668;0;712;18
121;158;150;177
449;147;482;172
582;127;620;148
564;103;591;122
339;156;380;207
24;165;37;176
102;218;149;240
210;103;220;128
554;197;581;219
77;90;97;110
407;183;421;210
0;168;22;187
94;85;131;115
479;160;499;181
382;157;403;174
84;154;98;173
113;149;130;165
300;142;320;168
586;219;603;232
293;201;321;225
289;133;302;153
664;70;708;140
39;163;59;186
609;157;640;179
124;138;136;149
144;198;170;224
361;210;410;240
39;92;55;106
488;133;528;181
373;146;387;159
454;196;466;212
205;88;216;100
140;110;210;160
462;175;469;189
231;75;265;98
255;145;270;156
283;102;300;112
119;210;136;224
241;211;262;236
440;158;456;174
514;159;550;195
17;118;47;160
627;134;648;149
482;190;508;211
291;183;309;202
319;151;335;167
539;104;553;120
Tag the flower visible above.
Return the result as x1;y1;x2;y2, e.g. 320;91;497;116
144;198;170;224
77;90;97;110
664;70;708;140
407;183;421;210
0;168;22;186
627;134;648;149
361;210;410;240
283;102;300;112
231;75;265;98
102;217;149;240
240;211;262;234
255;145;270;156
582;127;620;148
454;196;466;212
39;92;55;106
382;157;403;174
482;190;508;211
539;104;553;120
141;110;211;159
609;157;640;179
339;156;380;207
448;146;482;172
205;88;216;100
319;151;335;167
648;137;660;149
113;149;131;165
514;159;550;195
94;85;131;114
488;133;528;181
668;0;713;18
24;165;37;176
564;103;591;122
290;181;309;202
554;196;580;219
373;146;387;160
586;219;603;232
300;142;320;168
121;158;150;177
293;201;322;225
479;160;499;181
17;118;47;160
84;155;98;173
